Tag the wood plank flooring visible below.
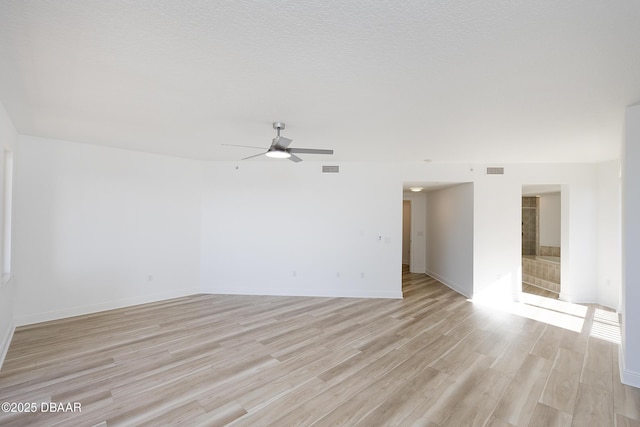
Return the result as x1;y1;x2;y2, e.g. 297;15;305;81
1;268;639;426
522;283;559;299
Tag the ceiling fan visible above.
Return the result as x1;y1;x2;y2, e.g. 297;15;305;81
223;122;334;162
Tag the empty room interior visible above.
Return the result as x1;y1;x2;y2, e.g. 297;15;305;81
1;1;640;426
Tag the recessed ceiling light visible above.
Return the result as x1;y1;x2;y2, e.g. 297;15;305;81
423;159;433;163
410;187;423;192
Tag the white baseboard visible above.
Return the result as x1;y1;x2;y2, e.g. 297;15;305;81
14;288;200;326
619;345;640;388
201;284;402;299
0;320;15;370
558;291;598;304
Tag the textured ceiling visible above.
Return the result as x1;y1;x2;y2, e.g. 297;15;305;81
1;0;639;163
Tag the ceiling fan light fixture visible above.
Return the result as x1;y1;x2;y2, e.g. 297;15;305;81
224;122;333;162
265;150;291;159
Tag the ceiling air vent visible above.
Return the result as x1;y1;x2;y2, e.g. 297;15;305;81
486;166;505;175
322;165;339;173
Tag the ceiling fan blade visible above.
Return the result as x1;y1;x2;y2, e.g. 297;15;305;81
273;136;292;150
288;148;334;155
222;144;267;150
241;152;268;160
288;153;303;162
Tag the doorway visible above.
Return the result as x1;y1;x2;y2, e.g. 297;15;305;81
402;200;411;268
521;185;561;299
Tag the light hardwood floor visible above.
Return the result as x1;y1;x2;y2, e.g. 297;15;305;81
522;283;559;300
1;268;639;426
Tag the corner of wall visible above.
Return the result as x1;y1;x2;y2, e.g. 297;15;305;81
426;268;472;299
0;99;17;370
621;104;640;384
0;318;15;370
619;345;640;388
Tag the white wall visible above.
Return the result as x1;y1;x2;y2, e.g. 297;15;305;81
13;136;203;325
425;183;474;297
472;173;522;300
0;101;17;367
621;104;640;387
539;193;561;247
597;160;621;311
561;177;598;303
403;191;426;274
401;163;609;304
6;137;621;331
200;162;403;298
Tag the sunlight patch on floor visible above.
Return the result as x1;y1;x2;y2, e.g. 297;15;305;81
472;292;586;333
520;293;588;318
472;291;622;341
590;308;621;344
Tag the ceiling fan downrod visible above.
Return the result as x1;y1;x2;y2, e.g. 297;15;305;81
273;122;285;138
